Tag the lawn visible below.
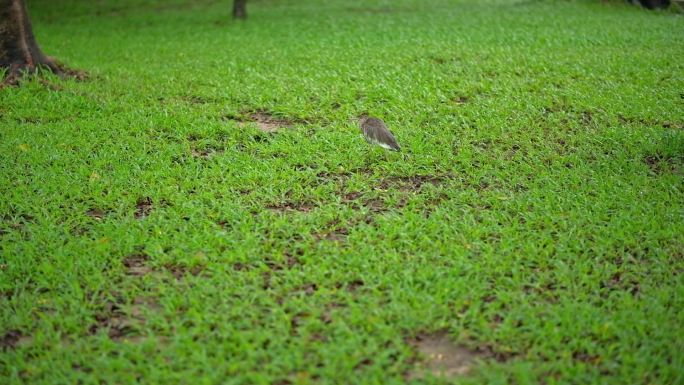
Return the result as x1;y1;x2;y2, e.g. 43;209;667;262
1;0;683;383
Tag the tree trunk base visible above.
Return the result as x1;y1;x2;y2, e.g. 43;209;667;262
233;0;247;19
1;58;84;88
639;0;671;8
1;0;85;88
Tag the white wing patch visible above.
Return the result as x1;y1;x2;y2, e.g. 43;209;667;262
373;139;395;150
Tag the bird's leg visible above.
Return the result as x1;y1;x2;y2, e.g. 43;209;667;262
365;148;376;167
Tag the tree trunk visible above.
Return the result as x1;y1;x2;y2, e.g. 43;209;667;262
0;0;77;86
639;0;671;8
233;0;247;19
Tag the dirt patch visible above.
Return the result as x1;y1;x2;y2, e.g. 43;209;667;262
265;252;301;271
262;270;274;290
643;154;682;175
341;192;394;213
316;171;354;184
360;197;387;213
164;263;203;280
600;271;640;296
191;147;220;159
407;332;500;380
336;279;365;293
313;227;349;242
662;121;684;130
232;111;295;133
89;301;139;341
453;96;470;105
294;163;319;172
342;192;363;202
85;208;107;220
428;55;447;64
123;254;152;276
619;115;684;130
71;363;94;373
318;302;345;325
422;192;449;217
289;310;313;334
1;330;24;350
265;172;445;216
260;251;302;290
313;219;350;242
572;350;602;365
522;281;560;303
1;212;34;234
295;283;318;296
131;296;161;314
347;279;365;293
266;201;315;213
271;380;294;385
354;358;374;371
232;262;249;271
134;197;154;219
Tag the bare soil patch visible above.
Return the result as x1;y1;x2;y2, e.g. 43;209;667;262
600;271;640;297
336;279;365;293
1;330;25;350
341;192;391;213
264;252;301;272
164;263;204;280
320;302;347;325
264;173;448;216
312;218;351;242
232;111;295;133
619;115;684;130
662;121;684;130
266;201;315;213
1;212;34;235
313;227;349;242
295;283;318;296
85;208;107;220
123;253;152;276
407;332;504;380
453;96;470;104
89;301;139;341
191;147;219;159
134;197;154;219
643;154;682;175
316;170;354;184
572;350;602;365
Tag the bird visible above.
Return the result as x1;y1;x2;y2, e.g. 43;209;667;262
358;115;401;151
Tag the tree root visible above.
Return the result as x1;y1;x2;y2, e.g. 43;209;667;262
1;59;86;88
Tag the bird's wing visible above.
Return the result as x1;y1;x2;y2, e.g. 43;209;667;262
368;121;400;151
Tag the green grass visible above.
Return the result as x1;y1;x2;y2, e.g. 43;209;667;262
1;0;683;383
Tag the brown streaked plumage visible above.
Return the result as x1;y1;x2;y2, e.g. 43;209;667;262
358;115;401;151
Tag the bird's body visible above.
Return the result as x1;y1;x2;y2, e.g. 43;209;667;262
358;116;401;151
